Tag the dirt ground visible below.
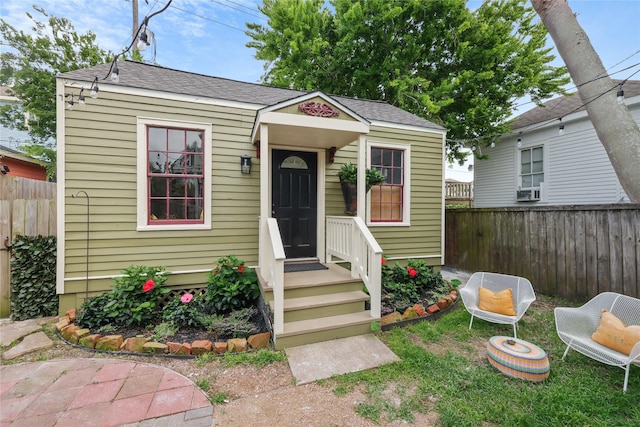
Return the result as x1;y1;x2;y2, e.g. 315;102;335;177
4;329;443;426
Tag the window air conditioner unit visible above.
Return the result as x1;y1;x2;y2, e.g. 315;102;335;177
516;188;540;202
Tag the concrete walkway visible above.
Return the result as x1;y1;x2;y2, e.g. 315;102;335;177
0;358;213;427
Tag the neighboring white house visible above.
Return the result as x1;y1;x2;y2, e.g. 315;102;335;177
474;80;640;207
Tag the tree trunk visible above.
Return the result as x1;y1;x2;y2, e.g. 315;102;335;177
531;0;640;202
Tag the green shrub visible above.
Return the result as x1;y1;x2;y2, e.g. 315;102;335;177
76;265;169;329
103;265;169;327
9;235;58;320
76;293;113;329
161;293;204;328
381;259;446;312
205;255;260;313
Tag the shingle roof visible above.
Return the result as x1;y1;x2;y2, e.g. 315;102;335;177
512;80;640;129
60;60;444;131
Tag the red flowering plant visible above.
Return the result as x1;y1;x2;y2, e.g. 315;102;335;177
380;259;448;315
204;255;260;313
77;265;170;329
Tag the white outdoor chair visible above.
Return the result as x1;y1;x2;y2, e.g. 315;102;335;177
459;272;536;338
555;292;640;392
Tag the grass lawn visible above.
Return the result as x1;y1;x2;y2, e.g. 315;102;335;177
322;295;640;426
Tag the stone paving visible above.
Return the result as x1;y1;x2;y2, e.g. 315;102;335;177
0;359;213;426
0;320;214;426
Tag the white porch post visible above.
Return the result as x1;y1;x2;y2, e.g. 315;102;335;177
357;134;367;220
258;124;269;269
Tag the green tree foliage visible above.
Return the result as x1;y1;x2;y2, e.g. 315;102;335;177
246;0;569;161
0;5;111;176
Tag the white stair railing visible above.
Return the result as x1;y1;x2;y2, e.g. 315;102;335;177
264;218;285;336
326;216;382;318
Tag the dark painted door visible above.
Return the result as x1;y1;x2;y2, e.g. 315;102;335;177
272;150;317;259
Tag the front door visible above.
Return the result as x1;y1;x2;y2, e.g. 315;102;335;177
272;150;317;259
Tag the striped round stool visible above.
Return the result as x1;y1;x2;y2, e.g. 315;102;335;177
486;336;550;382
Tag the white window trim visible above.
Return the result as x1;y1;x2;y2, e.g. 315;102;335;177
136;117;212;231
366;140;411;227
518;144;544;190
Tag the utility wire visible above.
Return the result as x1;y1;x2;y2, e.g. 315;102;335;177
210;0;267;21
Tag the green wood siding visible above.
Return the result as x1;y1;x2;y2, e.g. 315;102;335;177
63;91;260;293
324;126;443;265
62;89;444;303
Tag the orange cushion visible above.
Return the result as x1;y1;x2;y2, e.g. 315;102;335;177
591;310;640;356
478;287;517;316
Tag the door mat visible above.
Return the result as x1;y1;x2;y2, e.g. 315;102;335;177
284;262;329;273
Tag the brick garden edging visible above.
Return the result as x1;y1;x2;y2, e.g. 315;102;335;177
55;310;271;358
380;289;459;331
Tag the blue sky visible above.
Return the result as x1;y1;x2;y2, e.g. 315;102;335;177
2;0;639;179
2;1;638;87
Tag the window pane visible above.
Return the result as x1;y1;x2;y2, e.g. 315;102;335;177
522;175;532;187
168;129;184;152
150;199;166;220
186;199;202;219
186;178;202;197
532;147;543;161
149;177;167;197
149;152;167;173
281;156;308;170
371;148;382;166
187;131;203;152
167;152;182;174
186;153;203;175
521;149;531;164
521;162;531;174
169;199;185;219
382;150;393;166
148;127;166;151
393;151;403;167
392;168;402;184
533;173;544;187
169;178;186;197
532;160;543;173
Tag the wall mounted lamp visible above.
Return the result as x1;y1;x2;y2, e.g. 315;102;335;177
1;164;9;175
558;118;565;135
240;155;252;174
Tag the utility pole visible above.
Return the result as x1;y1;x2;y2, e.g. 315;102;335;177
132;0;139;56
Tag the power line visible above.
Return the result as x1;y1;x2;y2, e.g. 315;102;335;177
210;0;267;21
167;2;247;33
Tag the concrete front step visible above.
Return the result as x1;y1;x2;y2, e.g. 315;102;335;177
269;290;370;323
258;263;363;302
274;311;378;350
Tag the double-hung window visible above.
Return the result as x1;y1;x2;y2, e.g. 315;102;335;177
520;146;544;189
369;143;410;224
137;118;212;230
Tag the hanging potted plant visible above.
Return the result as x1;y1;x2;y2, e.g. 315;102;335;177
338;163;386;215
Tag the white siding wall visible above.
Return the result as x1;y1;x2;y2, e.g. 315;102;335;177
474;98;638;207
473;143;517;207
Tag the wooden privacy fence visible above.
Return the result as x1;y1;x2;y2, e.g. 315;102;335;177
445;204;640;301
0;176;57;317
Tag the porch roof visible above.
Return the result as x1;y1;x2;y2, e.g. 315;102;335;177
59;60;445;132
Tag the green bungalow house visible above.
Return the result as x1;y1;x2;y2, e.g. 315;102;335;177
56;60;446;349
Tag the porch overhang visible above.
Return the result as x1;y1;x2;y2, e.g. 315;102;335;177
251;111;370;149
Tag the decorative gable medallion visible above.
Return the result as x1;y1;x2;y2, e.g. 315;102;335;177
298;101;340;118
